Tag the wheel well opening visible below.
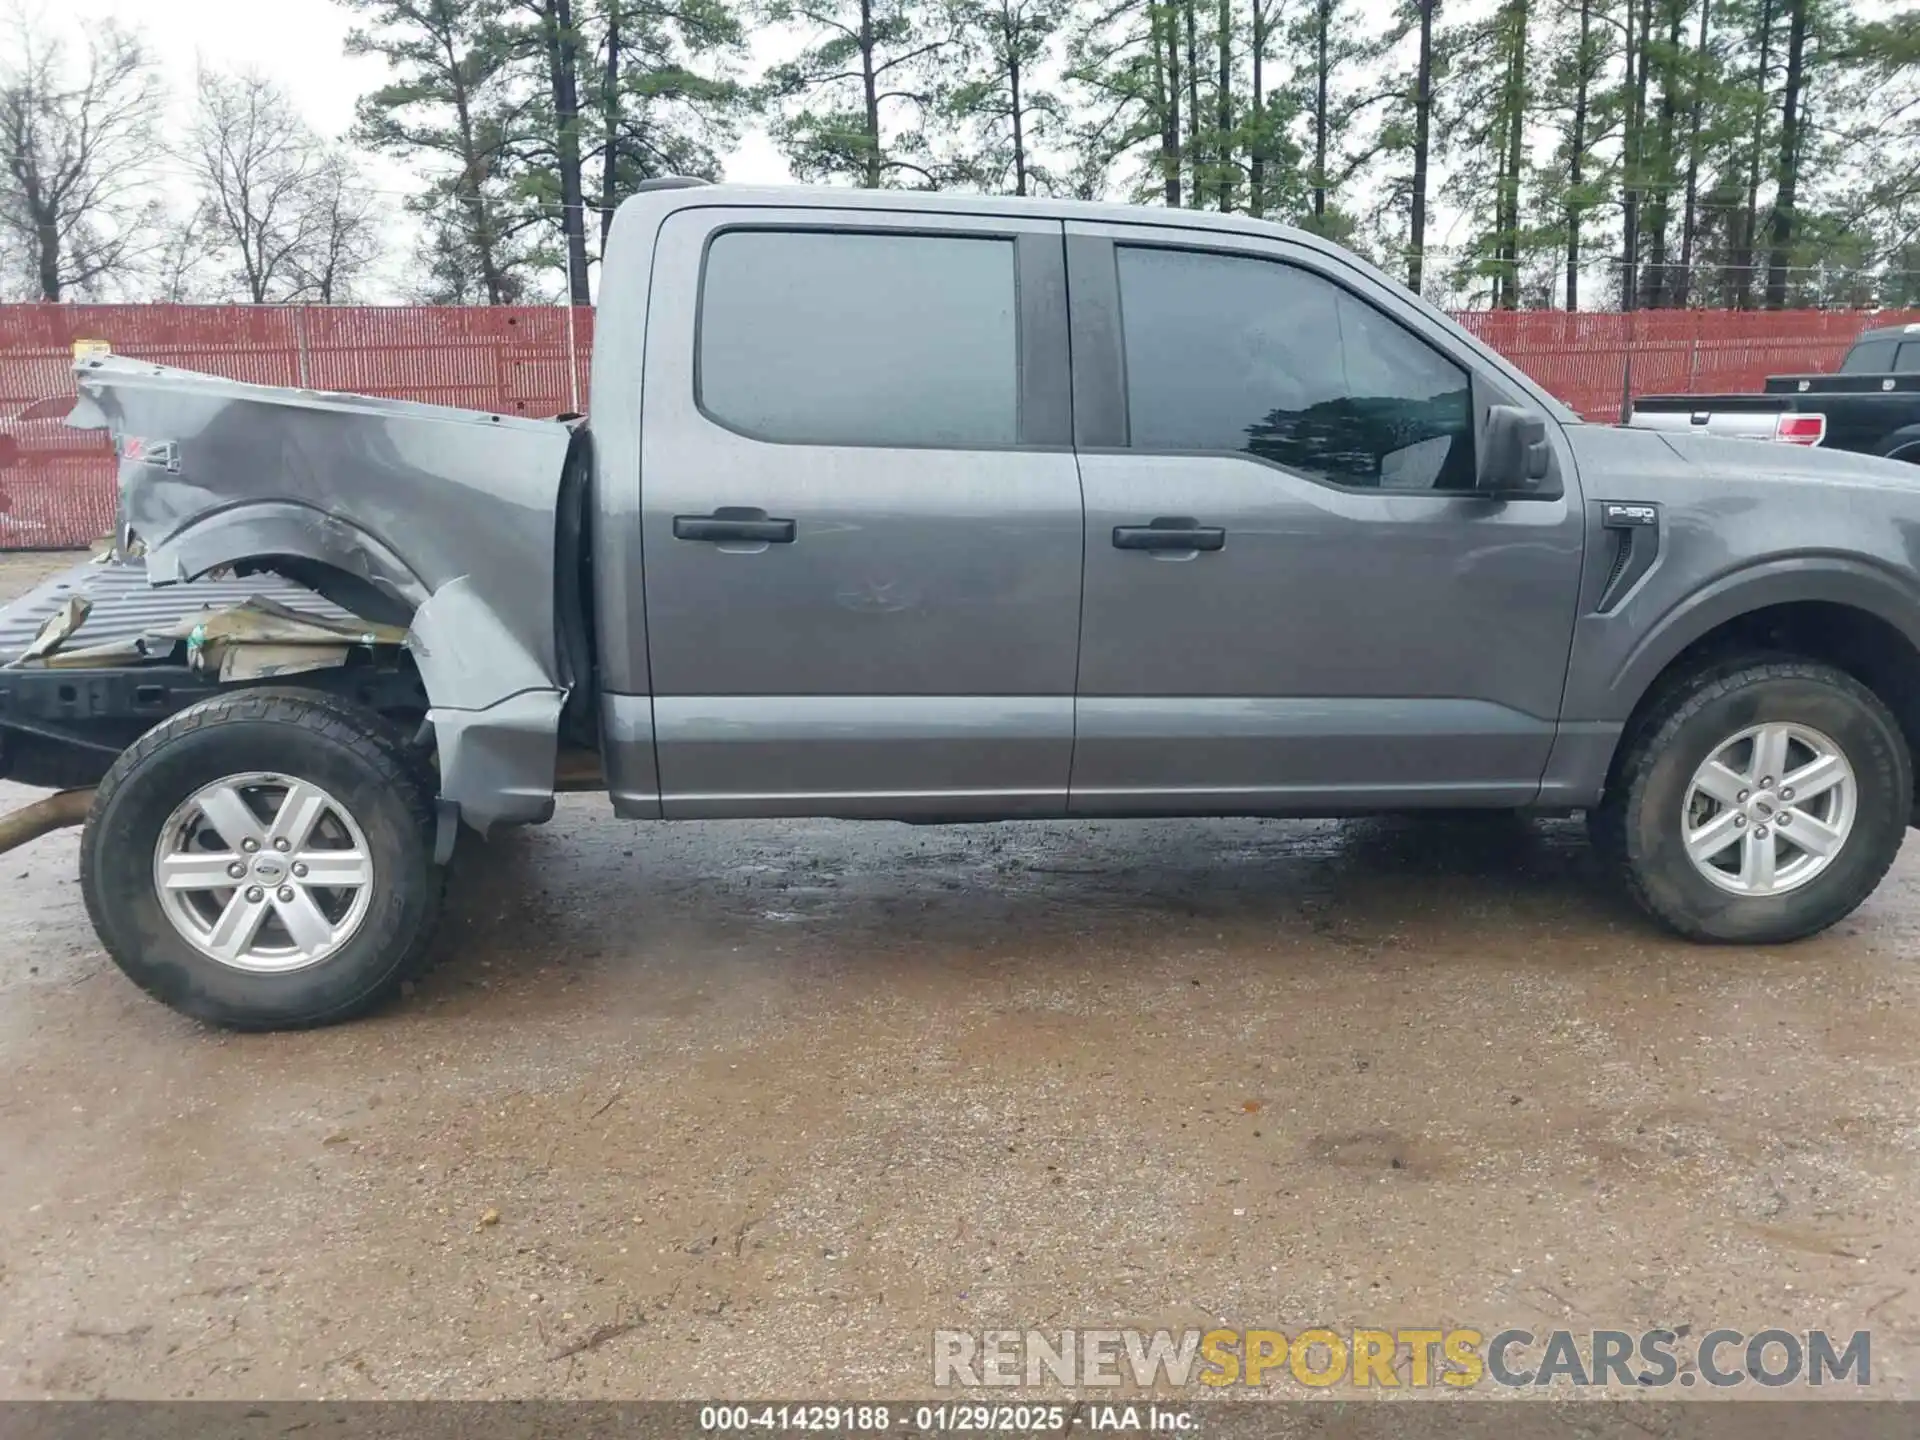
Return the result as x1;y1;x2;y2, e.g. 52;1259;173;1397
227;554;416;631
1621;601;1920;821
207;555;430;733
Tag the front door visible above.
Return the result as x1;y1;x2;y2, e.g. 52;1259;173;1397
639;207;1082;818
1064;223;1587;814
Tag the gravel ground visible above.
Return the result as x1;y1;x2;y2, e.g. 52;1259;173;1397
2;549;1919;1402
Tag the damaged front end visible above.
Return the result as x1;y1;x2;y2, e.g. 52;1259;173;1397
66;355;578;837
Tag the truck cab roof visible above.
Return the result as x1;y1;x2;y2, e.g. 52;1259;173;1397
612;179;1339;251
1853;323;1920;345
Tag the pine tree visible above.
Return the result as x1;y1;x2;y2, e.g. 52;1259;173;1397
1532;0;1619;309
1287;0;1405;240
584;0;746;253
1635;0;1688;307
1445;0;1536;306
1725;0;1778;307
1388;0;1443;295
1832;11;1920;303
941;0;1070;195
346;0;539;304
762;0;960;187
1065;2;1188;204
1243;0;1286;216
1761;0;1810;306
1671;0;1714;306
511;0;593;304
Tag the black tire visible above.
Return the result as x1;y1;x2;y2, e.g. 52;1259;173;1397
1590;656;1910;943
80;688;444;1029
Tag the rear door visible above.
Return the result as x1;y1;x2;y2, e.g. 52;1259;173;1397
1064;222;1586;813
639;207;1082;818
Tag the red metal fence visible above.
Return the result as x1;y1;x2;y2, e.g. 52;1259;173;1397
2;302;1913;550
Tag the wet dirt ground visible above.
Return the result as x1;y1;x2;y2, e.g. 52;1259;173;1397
3;549;1920;1401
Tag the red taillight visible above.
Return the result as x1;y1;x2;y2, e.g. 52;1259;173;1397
1774;413;1826;446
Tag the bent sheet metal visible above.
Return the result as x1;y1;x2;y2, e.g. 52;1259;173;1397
65;354;578;831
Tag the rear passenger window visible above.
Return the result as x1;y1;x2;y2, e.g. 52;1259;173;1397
699;230;1018;447
1896;342;1920;374
1842;340;1896;373
1116;246;1475;491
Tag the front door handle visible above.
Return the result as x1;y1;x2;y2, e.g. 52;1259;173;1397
1112;517;1226;552
673;507;796;544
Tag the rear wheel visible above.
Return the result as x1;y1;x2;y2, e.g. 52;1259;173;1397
81;689;443;1029
1591;657;1909;943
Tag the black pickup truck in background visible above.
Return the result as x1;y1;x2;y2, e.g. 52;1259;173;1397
1627;323;1920;462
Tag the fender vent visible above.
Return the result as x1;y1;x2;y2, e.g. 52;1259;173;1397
1602;530;1634;596
1596;501;1662;614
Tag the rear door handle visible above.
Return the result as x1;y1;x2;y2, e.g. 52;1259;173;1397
1112;518;1226;552
673;508;796;544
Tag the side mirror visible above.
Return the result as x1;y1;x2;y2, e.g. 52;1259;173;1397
1478;404;1551;495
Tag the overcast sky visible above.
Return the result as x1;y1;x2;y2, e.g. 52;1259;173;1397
28;0;802;298
45;0;1792;301
31;0;1599;305
66;0;799;182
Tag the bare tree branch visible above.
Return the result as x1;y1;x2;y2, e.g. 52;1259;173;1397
179;68;383;304
0;7;165;300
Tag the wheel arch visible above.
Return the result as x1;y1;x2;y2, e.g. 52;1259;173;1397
135;502;562;835
140;501;431;626
1604;563;1920;823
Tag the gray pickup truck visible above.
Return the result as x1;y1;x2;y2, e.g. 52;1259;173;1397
6;181;1920;1030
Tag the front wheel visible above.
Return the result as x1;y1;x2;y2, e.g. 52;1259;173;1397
81;689;444;1029
1590;658;1911;943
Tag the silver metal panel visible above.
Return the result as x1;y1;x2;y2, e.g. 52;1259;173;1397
1070;449;1584;799
1560;423;1920;730
1069;697;1550;813
1626;408;1781;442
428;690;564;830
66;355;576;832
586;201;657;699
637;207;1083;812
651;695;1072;819
1064;218;1588;809
599;691;662;819
1537;721;1627;807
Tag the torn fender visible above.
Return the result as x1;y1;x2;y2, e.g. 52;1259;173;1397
69;355;577;835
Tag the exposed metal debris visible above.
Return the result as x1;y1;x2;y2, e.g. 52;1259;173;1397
65;354;577;833
11;595;91;666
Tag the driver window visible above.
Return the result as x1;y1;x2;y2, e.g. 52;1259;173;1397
1116;245;1476;491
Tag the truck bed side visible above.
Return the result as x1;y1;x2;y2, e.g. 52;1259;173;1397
62;356;577;833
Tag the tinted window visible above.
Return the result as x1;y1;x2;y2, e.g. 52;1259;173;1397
1841;340;1896;373
1116;246;1475;491
1896;342;1920;374
699;230;1018;447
